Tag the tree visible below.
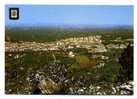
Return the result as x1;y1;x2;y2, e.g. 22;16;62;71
118;43;133;82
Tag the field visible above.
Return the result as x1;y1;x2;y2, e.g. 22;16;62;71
5;26;133;95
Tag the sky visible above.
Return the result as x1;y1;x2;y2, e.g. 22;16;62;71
5;5;133;27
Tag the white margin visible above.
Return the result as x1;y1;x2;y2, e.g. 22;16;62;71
0;0;136;99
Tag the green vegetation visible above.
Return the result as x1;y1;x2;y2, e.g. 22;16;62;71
118;44;133;82
5;27;133;43
5;27;133;94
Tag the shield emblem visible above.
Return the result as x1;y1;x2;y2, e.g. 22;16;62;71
9;8;19;20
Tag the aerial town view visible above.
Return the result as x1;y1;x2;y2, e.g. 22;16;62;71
5;5;133;95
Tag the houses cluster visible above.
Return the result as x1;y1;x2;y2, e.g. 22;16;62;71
6;35;105;52
5;35;102;51
6;35;133;53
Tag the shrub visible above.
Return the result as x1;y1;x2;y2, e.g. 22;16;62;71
118;44;133;82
